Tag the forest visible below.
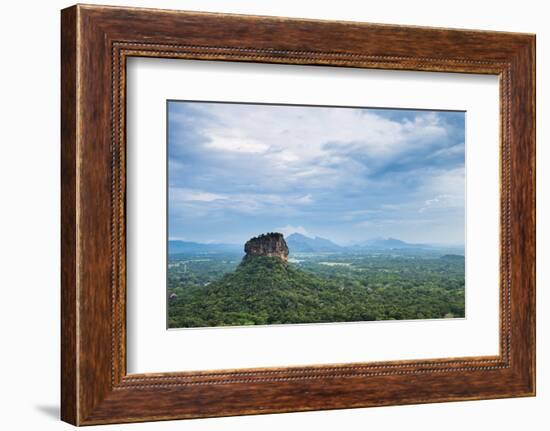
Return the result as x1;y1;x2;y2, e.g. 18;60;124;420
167;250;465;328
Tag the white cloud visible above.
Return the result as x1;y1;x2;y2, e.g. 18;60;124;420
294;194;314;204
205;134;269;154
417;167;465;213
429;142;465;159
423;167;465;198
170;188;226;202
171;104;450;195
170;187;313;217
419;194;454;213
276;225;310;237
354;218;434;228
168;103;464;244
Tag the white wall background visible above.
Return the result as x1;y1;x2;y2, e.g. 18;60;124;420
0;0;546;429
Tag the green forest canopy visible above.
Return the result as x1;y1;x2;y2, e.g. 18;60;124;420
168;253;465;328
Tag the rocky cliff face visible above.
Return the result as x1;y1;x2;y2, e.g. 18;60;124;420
243;232;289;262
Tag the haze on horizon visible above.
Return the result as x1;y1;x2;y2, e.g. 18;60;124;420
168;101;465;246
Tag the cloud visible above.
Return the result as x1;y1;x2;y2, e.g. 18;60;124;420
418;194;454;213
429;142;465;160
205;134;269;153
355;218;434;228
167;102;465;244
170;188;226;202
294;194;313;204
170;187;314;217
168;103;458;195
420;167;465;203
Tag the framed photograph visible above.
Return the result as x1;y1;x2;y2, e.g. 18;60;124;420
61;4;536;425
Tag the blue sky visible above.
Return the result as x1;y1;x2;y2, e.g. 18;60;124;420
168;101;465;245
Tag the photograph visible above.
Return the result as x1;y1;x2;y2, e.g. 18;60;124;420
167;101;466;328
51;2;536;426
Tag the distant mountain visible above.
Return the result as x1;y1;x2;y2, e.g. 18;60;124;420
353;237;431;250
169;235;458;255
168;240;241;254
286;233;343;253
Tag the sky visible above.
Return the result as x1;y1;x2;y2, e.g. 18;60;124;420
168;101;465;246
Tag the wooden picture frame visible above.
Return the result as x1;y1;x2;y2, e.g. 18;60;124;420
61;4;535;425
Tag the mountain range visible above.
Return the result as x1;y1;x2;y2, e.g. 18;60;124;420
285;233;436;252
169;233;459;255
169;255;342;327
352;237;431;250
286;233;343;252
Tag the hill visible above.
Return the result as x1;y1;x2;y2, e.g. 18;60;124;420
169;255;466;327
243;232;289;261
286;233;342;253
169;256;340;326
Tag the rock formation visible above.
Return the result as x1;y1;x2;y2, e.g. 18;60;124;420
243;232;289;262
